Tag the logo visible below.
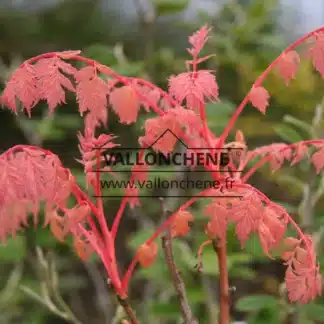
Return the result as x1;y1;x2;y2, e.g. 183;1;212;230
91;129;243;198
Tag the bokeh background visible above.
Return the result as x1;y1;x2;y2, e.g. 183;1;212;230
1;0;324;323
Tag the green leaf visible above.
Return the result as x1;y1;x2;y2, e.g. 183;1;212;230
274;123;303;143
54;114;82;129
114;62;144;77
283;115;312;135
236;294;278;312
243;233;265;259
150;0;189;16
299;303;324;321
150;302;180;319
200;248;219;275
82;44;115;66
0;236;26;261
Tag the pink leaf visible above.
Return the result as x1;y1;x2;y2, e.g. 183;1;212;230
291;143;309;166
204;200;228;240
109;86;140;124
75;66;110;129
277;51;300;85
311;144;324;173
34;57;77;113
307;32;324;77
1;63;39;114
187;25;212;57
137;242;158;268
248;86;270;114
55;50;81;59
168;70;219;110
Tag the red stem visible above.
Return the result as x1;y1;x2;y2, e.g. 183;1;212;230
121;188;213;292
212;238;230;324
218;26;324;148
241;139;324;182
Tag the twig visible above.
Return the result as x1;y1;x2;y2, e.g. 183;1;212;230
161;227;198;324
116;295;140;324
212;238;230;324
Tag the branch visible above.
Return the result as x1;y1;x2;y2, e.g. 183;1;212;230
116;295;140;324
161;227;198;324
212;238;230;324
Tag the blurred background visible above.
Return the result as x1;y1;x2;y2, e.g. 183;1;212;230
1;0;324;323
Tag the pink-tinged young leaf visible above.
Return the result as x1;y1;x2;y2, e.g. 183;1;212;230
277;51;300;85
283;237;300;250
311;144;324;173
187;25;212;57
109;86;140;124
171;210;194;237
74;237;93;260
1;63;39;114
227;190;264;247
34;57;77;113
204;200;228;240
55;50;81;59
137;242;158;268
168;70;219;109
75;66;110;129
291;143;309;166
307;32;324;77
248;86;270;114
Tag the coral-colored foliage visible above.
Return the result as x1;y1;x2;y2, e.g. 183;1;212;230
0;24;323;306
171;210;194;237
307;32;324;77
137;242;158;268
277;51;300;85
109;86;140;124
248;86;270;114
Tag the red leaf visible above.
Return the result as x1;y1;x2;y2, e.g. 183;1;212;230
248;86;270;114
137;242;158;268
34;57;77;113
109;86;140;124
74;237;93;261
311;144;324;173
277;51;300;85
75;66;110;129
171;210;194;237
307;32;324;77
1;63;39;114
187;25;211;57
228;190;263;247
168;70;219;109
258;206;287;259
291;143;308;166
132;83;160;112
283;237;300;250
284;236;322;304
49;214;65;242
204;200;228;240
0;147;74;242
55;50;81;59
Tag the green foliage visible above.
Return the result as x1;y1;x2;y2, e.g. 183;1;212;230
149;0;189;16
0;236;26;262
